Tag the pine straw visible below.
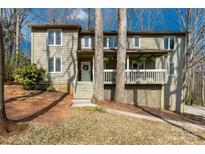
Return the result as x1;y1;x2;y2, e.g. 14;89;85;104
1;108;205;145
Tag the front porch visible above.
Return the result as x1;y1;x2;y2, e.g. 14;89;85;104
77;52;167;85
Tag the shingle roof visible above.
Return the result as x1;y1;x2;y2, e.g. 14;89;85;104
30;24;81;31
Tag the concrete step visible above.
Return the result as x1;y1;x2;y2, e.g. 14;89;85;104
72;99;92;103
76;86;92;90
76;89;93;92
75;92;93;96
74;95;92;99
76;85;93;89
74;81;93;100
72;99;97;107
77;82;93;85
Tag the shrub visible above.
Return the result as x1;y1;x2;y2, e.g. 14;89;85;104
14;63;46;89
47;84;56;92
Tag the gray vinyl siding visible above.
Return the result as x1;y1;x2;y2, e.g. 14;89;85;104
31;29;78;85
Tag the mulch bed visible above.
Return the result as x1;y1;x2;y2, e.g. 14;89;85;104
96;100;205;126
5;84;73;123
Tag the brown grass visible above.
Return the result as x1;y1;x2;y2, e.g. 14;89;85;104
1;108;205;145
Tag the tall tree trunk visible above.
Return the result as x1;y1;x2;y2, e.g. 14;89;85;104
16;10;20;56
15;10;20;66
0;10;8;134
88;8;91;31
94;8;104;101
114;8;127;103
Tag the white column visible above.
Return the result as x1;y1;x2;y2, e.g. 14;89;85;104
126;55;130;83
126;55;129;70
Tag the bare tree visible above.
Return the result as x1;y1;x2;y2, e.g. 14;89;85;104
0;9;7;134
47;8;90;30
94;8;104;101
88;8;91;31
176;8;205;104
114;8;127;103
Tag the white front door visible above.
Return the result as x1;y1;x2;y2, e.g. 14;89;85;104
81;61;91;81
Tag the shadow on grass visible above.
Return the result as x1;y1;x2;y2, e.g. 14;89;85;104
137;106;205;141
8;93;68;123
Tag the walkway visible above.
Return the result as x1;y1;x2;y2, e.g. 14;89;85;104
185;105;205;117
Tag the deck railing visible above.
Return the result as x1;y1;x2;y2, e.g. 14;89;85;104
104;69;167;84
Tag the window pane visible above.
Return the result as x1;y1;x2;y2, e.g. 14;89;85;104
49;58;54;72
170;63;174;75
55;57;61;72
114;37;118;47
103;37;107;47
170;37;175;49
135;37;139;47
48;31;54;45
108;37;114;48
164;37;169;49
56;30;61;45
84;36;89;47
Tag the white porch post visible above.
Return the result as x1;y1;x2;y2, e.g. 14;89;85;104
126;55;129;70
126;55;130;82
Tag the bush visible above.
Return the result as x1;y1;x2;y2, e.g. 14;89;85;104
14;63;46;89
47;85;55;92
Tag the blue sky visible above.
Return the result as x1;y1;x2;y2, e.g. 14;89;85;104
21;8;181;56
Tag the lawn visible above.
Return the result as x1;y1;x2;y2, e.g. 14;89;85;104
1;107;205;144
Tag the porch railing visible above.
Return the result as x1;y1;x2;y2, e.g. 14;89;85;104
104;69;167;84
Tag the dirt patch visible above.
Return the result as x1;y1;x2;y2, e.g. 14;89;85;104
5;84;73;123
96;100;205;127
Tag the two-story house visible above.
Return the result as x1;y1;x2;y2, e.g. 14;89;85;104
31;24;186;113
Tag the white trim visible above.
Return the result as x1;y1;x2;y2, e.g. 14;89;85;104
48;56;62;73
103;36;118;49
134;36;140;48
47;29;62;46
163;36;176;50
126;56;130;70
82;36;92;49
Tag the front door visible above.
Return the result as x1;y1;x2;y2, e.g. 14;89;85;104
81;61;91;81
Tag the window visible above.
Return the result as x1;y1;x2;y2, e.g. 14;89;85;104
48;30;62;46
132;61;145;70
48;57;54;72
49;56;62;73
169;63;175;75
82;36;91;48
164;36;176;50
134;36;140;48
103;36;118;48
